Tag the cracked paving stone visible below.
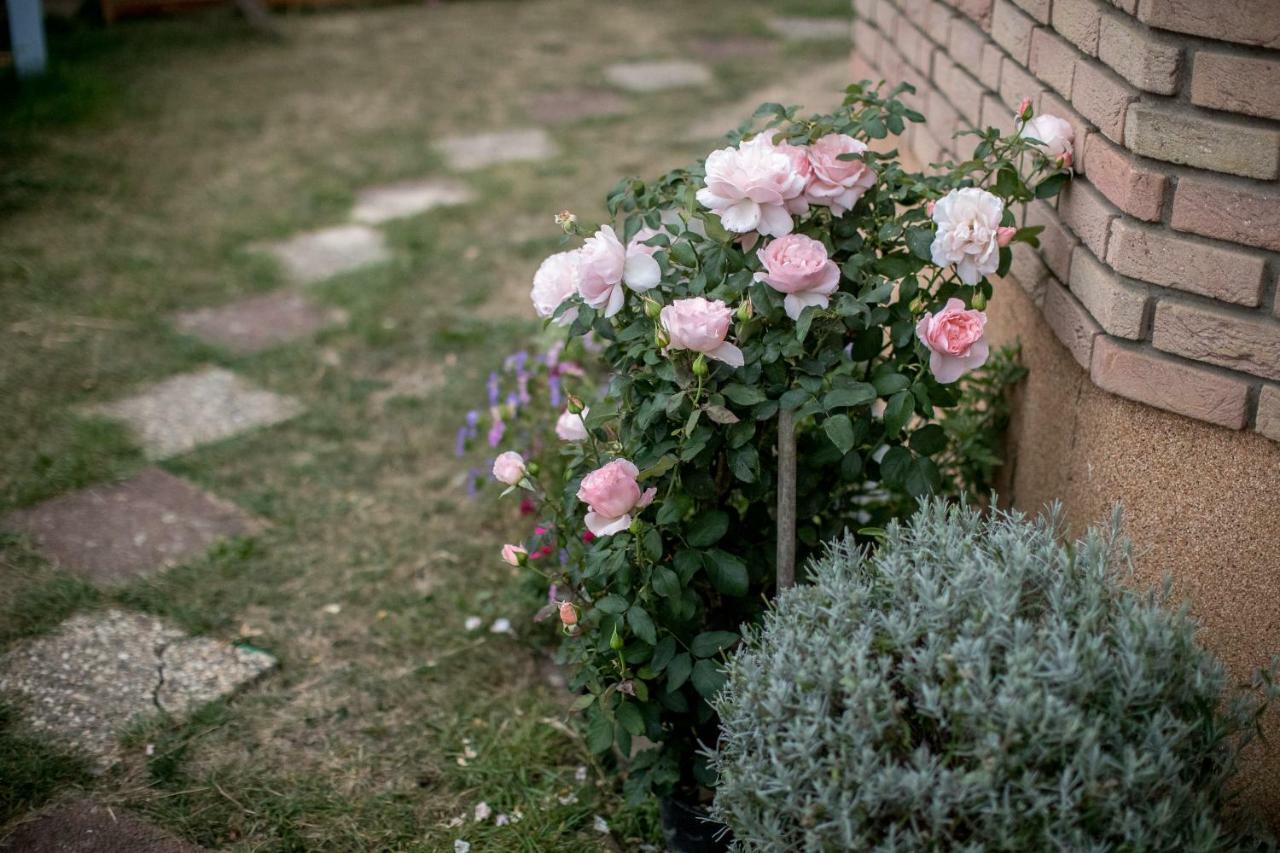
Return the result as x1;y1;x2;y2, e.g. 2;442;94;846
81;366;305;460
433;128;557;171
173;291;348;355
765;16;851;41
0;610;275;766
255;224;391;285
0;799;206;852
2;468;262;585
351;178;474;224
603;60;712;92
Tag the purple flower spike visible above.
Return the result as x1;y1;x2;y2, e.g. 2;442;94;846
549;375;562;408
547;583;559;604
466;409;479;430
488;419;505;448
454;426;468;458
518;374;531;405
487;372;500;407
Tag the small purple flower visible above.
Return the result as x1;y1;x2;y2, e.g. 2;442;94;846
517;374;531;405
506;391;520;414
487;372;500;407
548;375;562;408
455;426;468;458
488;418;505;448
465;409;479;431
466;467;481;498
547;583;559;604
558;549;569;566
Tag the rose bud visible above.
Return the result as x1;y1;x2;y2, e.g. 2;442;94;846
559;601;578;627
501;544;527;566
996;226;1017;247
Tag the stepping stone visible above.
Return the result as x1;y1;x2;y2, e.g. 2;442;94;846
173;291;348;355
0;609;275;764
526;88;630;124
604;60;712;92
82;367;304;460
351;178;474;224
766;16;851;41
0;799;205;852
256;224;391;285
691;36;779;61
2;468;262;585
433;128;557;172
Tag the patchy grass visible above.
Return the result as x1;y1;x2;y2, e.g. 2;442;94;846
0;0;848;848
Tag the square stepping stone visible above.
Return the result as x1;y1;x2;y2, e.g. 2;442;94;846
526;88;630;124
0;799;205;852
82;366;304;460
766;16;851;41
433;128;557;171
691;36;779;61
0;609;275;764
173;291;348;355
604;60;712;92
256;224;391;285
351;178;474;224
2;468;262;585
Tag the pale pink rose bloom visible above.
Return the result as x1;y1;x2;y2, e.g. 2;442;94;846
805;134;877;216
577;225;662;318
929;187;1005;285
754;234;841;320
531;250;580;326
555;408;589;441
576;459;657;536
696;133;809;237
1020;114;1074;163
916;297;990;384
659;297;744;367
492;451;526;486
996;226;1017;247
627;227;663;257
501;544;527;566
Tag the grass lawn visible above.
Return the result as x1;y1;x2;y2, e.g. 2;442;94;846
0;2;850;848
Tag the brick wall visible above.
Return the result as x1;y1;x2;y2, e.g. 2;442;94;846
851;0;1280;440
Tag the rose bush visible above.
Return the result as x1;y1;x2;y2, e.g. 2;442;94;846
473;84;1073;802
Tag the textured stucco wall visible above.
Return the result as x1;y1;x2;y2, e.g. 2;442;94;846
988;272;1280;817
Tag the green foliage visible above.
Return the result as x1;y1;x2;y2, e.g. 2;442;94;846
711;500;1278;851
937;343;1027;502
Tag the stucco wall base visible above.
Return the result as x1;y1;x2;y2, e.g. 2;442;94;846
989;273;1280;821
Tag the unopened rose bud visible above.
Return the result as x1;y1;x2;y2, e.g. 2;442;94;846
559;601;578;627
735;300;753;322
909;296;925;314
567;394;585;414
972;292;988;311
644;299;661;320
655;328;669;348
996;226;1017;247
1058;151;1073;169
501;544;527;566
1017;97;1032;122
526;461;541;476
692;354;708;376
926;200;937;218
609;624;624;650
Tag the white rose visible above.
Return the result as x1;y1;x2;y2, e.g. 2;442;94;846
555;408;589;441
1020;114;1074;163
929;188;1005;285
530;250;580;326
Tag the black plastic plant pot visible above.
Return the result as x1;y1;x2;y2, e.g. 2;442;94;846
659;796;732;853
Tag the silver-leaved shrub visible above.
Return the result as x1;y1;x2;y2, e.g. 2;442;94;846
711;499;1276;851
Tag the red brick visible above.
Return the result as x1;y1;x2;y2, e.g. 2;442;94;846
1027;200;1077;282
1257;385;1280;441
981;92;1017;135
850;50;878;84
1007;241;1052;305
999;56;1045;111
1070;60;1134;143
979;43;1004;89
1106;219;1267;307
1190;52;1280;122
991;0;1035;64
1125;102;1280;180
1029;28;1077;97
855;0;878;18
853;18;883;66
924;0;955;44
927;85;964;145
1011;0;1049;23
1044;278;1103;368
1059;180;1118;258
1090;337;1251;429
897;19;935;75
934;53;985;125
1136;0;1280;50
1038;92;1089;173
1069;245;1147;338
1051;0;1101;55
875;0;901;36
1082;134;1166;221
901;0;931;29
951;0;994;28
1153;300;1280;382
1106;0;1137;13
1097;13;1181;95
913;123;946;165
878;42;914;91
949;17;988;69
1170;177;1280;254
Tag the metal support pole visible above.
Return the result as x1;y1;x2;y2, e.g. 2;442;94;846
5;0;48;78
775;408;796;591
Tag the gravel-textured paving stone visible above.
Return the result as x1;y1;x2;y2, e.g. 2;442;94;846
1;468;262;585
766;16;850;40
0;610;275;764
173;291;348;355
82;367;304;460
0;799;205;852
604;60;712;92
256;224;391;284
433;128;557;171
526;88;630;124
691;36;779;61
351;178;474;224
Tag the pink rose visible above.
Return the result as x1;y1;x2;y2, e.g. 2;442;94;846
501;544;527;566
555;408;589;441
628;227;663;257
531;250;580;326
577;225;662;319
1020;114;1074;164
659;297;744;367
576;459;656;536
915;297;990;384
696;133;809;237
754;234;841;320
805;134;877;216
492;451;526;486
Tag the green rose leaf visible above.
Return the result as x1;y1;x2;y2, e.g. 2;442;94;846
824;384;877;410
686;510;729;547
884;389;914;436
596;595;629;614
722;383;766;406
692;659;728;698
703;550;749;596
615;700;645;737
666;653;693;692
691;630;740;658
587;714;614;754
824;414;855;455
627;605;658;645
